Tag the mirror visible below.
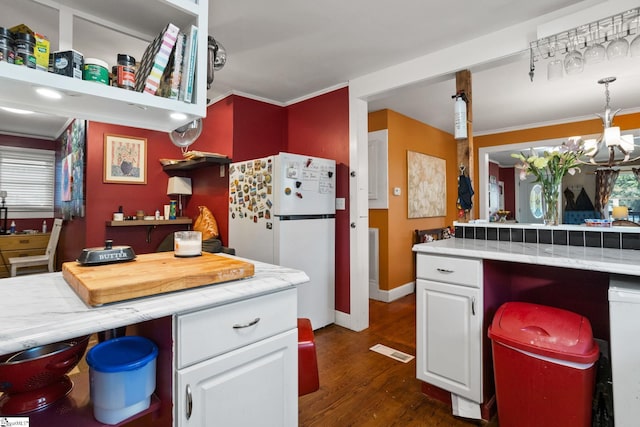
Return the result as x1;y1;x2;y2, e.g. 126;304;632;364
479;131;640;223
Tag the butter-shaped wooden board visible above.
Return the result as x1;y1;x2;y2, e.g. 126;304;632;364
62;252;254;306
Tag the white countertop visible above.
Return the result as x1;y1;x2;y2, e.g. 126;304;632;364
0;255;309;355
413;238;640;276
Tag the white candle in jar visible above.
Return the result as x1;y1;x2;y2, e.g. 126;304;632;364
174;231;202;257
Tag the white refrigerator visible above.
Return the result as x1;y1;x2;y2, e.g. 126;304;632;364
228;152;336;329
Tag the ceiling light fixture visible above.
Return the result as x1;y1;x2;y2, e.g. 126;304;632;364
1;107;34;115
577;76;638;168
35;87;63;99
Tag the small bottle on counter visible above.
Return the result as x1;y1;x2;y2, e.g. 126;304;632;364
42;220;47;233
155;209;160;220
9;221;15;234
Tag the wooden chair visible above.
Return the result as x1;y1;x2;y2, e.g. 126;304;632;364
9;218;63;277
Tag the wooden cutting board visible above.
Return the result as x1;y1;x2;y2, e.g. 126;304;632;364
62;252;254;306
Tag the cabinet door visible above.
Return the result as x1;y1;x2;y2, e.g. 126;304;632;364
176;329;297;427
416;279;482;403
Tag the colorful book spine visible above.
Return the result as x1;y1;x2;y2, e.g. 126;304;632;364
143;23;180;96
179;25;198;103
169;32;186;100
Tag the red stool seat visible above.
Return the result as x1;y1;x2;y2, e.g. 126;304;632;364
298;318;319;396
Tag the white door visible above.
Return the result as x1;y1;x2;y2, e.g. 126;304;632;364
416;279;482;403
175;330;297;427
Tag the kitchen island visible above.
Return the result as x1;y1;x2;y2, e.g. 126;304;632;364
413;234;640;423
0;254;308;426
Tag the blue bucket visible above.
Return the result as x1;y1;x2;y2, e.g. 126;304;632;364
86;336;158;425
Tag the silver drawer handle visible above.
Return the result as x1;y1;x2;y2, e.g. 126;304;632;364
233;317;261;329
186;384;193;420
436;268;454;274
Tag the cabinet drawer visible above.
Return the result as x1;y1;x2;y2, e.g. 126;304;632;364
416;254;481;287
176;288;297;369
0;234;49;250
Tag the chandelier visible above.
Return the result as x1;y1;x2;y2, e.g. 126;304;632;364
577;76;638;168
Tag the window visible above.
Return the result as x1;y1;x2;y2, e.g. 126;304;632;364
608;171;640;221
0;145;55;218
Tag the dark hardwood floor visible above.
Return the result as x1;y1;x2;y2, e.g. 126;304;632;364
299;293;496;426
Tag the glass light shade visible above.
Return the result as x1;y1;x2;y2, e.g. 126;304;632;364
612;206;629;219
602;128;635;152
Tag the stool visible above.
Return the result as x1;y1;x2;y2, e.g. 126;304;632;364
297;318;319;396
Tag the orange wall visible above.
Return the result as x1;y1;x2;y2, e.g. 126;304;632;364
369;109;458;291
473;112;640;219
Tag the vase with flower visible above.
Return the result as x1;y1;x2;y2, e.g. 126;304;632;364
512;137;584;226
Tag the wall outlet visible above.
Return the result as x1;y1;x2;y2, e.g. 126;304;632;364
336;198;346;210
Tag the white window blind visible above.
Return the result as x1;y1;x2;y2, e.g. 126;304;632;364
0;145;55;218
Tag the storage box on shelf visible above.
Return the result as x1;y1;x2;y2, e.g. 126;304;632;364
0;0;208;133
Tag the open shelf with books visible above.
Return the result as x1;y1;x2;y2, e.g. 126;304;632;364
0;0;209;133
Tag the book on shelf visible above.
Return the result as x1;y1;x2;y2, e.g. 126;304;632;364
169;32;187;100
135;22;180;95
179;25;199;103
156;32;186;100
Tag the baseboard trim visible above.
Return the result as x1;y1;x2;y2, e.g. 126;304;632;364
369;281;415;303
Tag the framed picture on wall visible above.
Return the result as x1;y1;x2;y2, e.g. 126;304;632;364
104;134;147;184
407;150;446;218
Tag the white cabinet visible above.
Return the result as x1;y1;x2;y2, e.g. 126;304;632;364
176;330;297;427
174;289;298;427
416;254;483;404
0;0;208;132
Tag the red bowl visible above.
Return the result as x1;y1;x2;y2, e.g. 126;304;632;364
0;335;90;394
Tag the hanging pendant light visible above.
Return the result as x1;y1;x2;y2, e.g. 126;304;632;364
578;77;638;167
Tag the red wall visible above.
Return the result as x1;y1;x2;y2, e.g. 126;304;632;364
5;90;351;314
499;167;515;217
286;87;350;312
232;96;286;162
82;122;194;256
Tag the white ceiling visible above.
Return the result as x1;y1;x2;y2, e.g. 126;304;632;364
2;0;640;146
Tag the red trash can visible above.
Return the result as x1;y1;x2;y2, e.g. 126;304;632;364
488;302;600;427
